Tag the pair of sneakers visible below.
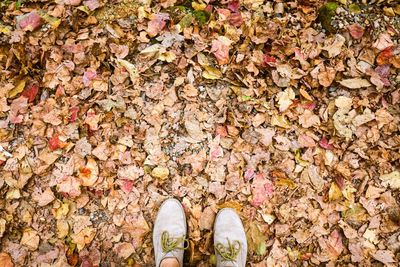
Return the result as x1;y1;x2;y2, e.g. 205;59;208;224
153;198;247;267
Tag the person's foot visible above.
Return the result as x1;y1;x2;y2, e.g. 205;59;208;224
153;198;187;267
214;208;247;267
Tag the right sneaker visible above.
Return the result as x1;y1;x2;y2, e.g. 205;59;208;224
214;208;247;267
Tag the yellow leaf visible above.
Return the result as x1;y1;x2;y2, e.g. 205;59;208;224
8;79;26;99
57;219;69;238
39;12;61;29
342;184;356;201
151;166;169;180
116;59;139;84
202;66;222;80
328;182;342;201
158;51;176;62
217;201;242;212
271;115;290;129
0;23;11;35
192;1;207;10
275;178;296;189
197;52;210;66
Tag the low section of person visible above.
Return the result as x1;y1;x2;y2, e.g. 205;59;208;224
153;198;247;267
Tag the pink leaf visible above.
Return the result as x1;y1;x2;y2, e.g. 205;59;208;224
215;125;228;138
209;135;223;161
298;134;316;148
9;96;28;124
18;12;42;31
251;173;274;207
227;0;240;12
228;12;243;27
120;179;134;194
83;0;100;11
326;230;344;259
244;169;255;181
69;106;79;122
347;23;364;40
83;70;97;87
211;37;231;65
302;102;316;110
319;137;334;150
147;13;169;37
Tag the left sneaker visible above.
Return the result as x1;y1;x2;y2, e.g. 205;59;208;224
153;198;187;267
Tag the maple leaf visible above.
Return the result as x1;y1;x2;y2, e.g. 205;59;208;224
49;135;65;151
21;84;39;102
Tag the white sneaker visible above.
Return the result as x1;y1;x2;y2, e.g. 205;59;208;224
214;208;247;267
153;198;187;267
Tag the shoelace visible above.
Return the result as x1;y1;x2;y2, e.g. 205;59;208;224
215;239;241;262
161;231;188;253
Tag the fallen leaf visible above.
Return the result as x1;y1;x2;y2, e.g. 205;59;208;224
276;88;295;112
347;23;364;39
371;250;395;264
251;173;274;207
380;170;400;189
147;13;169;37
151;166;169;180
211;36;232;65
57;176;81;198
20;228;40;251
79;157;99;187
339;78;371;89
113;242;135;259
17;12;43;31
0;252;13;267
116;59;139;84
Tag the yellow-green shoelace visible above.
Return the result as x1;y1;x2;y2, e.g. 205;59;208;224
161;231;188;253
215;239;241;262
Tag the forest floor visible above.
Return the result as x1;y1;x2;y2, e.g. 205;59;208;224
0;0;400;266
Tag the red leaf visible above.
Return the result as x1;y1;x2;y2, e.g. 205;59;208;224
302;102;316;110
21;84;39;102
55;85;65;98
120;179;134;194
228;12;243;27
377;47;394;65
18;12;42;31
263;54;277;67
69;106;79;122
228;0;240;12
251;173;274;207
319;137;334;150
347;23;364;40
215;125;228;138
49;135;65;151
